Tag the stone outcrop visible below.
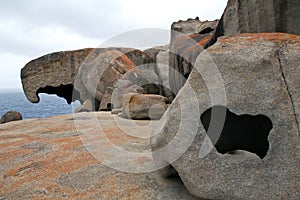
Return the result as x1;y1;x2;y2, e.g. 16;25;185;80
207;0;300;47
21;48;93;104
120;94;168;120
1;111;22;124
21;48;155;110
111;64;161;112
0;112;199;200
169;18;219;95
151;33;300;199
74;99;93;113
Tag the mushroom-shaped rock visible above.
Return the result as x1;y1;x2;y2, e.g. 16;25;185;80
151;33;300;199
21;48;93;104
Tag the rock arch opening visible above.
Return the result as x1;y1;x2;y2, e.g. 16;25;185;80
36;84;80;104
200;106;273;159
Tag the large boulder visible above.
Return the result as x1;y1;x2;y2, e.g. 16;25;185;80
74;99;93;113
111;64;161;111
21;48;93;104
207;0;300;47
151;33;300;199
21;48;154;110
169;18;219;96
120;93;168;120
1;111;22;124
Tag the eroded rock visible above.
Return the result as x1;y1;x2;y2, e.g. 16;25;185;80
151;33;300;199
169;18;219;95
207;0;300;47
74;99;93;113
21;48;93;104
121;94;168;120
1;111;23;124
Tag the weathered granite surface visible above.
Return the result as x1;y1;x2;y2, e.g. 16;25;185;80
207;0;300;47
21;48;154;110
21;48;93;104
151;33;300;199
1;111;23;124
120;94;168;120
169;19;219;95
0;112;199;200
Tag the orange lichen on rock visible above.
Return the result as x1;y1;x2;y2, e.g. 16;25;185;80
0;112;196;199
218;33;300;45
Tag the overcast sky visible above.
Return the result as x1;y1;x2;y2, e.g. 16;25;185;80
0;0;227;90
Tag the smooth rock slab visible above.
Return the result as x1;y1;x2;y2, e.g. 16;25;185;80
151;33;300;199
0;112;199;200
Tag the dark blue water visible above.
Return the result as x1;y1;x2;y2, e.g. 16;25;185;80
0;90;80;119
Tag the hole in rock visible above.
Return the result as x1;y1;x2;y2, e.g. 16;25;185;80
106;103;113;111
199;27;214;34
36;84;80;104
200;105;273;159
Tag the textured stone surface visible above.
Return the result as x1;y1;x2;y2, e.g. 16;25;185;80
75;49;136;109
208;0;300;47
151;33;300;199
121;94;168;120
111;65;161;112
169;18;218;95
223;0;300;35
156;50;174;102
21;48;93;104
0;112;199;200
1;111;22;124
74;99;93;113
21;48;153;109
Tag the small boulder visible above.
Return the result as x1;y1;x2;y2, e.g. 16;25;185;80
74;99;93;113
121;94;168;120
1;111;23;124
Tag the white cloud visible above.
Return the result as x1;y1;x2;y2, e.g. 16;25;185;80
0;0;228;89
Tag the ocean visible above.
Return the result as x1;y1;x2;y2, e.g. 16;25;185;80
0;89;80;119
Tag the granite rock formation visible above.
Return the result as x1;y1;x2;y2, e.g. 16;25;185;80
207;0;300;47
169;18;219;95
0;111;23;124
0;112;199;200
74;99;93;113
21;48;155;111
120;94;168;120
151;33;300;199
21;48;93;104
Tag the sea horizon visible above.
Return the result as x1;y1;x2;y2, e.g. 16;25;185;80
0;89;80;119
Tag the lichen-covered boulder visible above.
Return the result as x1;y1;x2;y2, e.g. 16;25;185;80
111;65;161;112
120;94;168;120
1;111;23;124
21;48;93;104
21;48;154;111
169;18;219;96
151;33;300;199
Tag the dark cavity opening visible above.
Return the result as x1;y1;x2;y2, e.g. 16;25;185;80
200;105;273;159
107;103;113;111
199;27;214;34
36;84;80;104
